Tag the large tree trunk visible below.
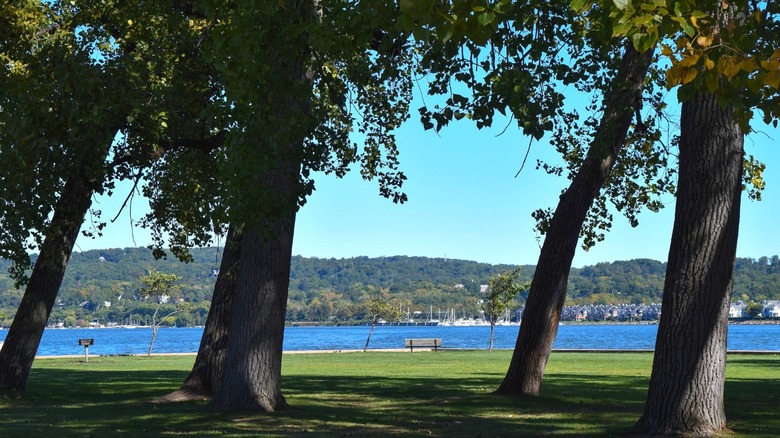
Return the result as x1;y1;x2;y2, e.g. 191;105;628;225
0;176;94;391
208;205;297;411
153;225;243;402
497;44;655;396
205;0;314;412
633;92;742;436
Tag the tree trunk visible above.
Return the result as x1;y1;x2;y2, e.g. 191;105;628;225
633;92;742;436
497;44;655;396
205;0;314;412
148;307;160;356
364;320;378;352
154;226;242;402
207;208;297;412
489;323;495;351
0;176;94;391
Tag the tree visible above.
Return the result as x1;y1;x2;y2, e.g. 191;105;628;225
145;1;411;411
138;270;183;356
399;1;665;395
483;268;527;351
0;3;130;391
363;298;402;352
154;226;242;402
0;1;216;391
138;0;414;411
633;92;743;435
746;301;764;318
587;0;780;433
498;44;655;395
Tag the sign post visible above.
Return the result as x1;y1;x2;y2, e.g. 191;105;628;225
78;338;94;362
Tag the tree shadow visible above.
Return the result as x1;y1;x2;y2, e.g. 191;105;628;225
3;360;775;437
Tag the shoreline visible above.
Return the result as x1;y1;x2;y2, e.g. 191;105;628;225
1;318;778;331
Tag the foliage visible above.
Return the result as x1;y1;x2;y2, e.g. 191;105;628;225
584;0;780;127
1;250;778;326
483;267;528;350
0;0;218;282
745;301;764;318
2;353;776;436
483;267;528;323
362;298;402;351
139;270;182;302
138;269;183;356
138;0;415;257
364;298;403;325
399;1;677;250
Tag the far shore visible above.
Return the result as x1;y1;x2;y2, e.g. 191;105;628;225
0;318;777;331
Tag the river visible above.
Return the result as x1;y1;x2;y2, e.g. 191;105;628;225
1;323;779;356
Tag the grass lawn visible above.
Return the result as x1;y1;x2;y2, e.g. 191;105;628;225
0;351;778;437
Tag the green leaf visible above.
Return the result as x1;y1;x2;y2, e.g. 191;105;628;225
613;0;630;10
477;11;496;26
572;0;589;12
680;20;695;36
612;21;633;37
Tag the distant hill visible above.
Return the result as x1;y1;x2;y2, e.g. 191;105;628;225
1;248;778;325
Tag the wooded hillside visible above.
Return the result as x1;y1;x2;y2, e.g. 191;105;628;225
1;248;778;326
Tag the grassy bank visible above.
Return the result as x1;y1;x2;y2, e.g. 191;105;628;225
1;351;778;436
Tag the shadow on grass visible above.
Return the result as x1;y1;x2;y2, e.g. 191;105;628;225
0;367;650;437
2;354;777;437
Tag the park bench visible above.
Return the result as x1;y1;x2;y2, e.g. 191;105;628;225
404;338;442;352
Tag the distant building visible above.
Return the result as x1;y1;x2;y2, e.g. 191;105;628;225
763;301;780;318
729;302;747;318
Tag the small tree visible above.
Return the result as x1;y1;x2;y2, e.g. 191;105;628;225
139;270;182;356
483;268;528;351
746;302;764;319
363;298;402;352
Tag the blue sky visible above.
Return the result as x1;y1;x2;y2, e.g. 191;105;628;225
77;99;780;268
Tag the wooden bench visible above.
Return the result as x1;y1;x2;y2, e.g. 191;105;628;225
404;338;442;351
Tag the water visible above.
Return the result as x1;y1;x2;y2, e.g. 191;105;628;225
1;324;779;356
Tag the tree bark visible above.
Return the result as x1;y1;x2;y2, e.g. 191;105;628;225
497;44;655;396
154;225;242;402
633;91;742;436
205;0;314;412
364;319;378;352
0;175;95;391
207;206;297;411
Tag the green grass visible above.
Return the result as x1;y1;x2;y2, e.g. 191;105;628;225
0;351;777;437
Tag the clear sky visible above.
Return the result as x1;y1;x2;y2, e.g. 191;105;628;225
76;97;780;269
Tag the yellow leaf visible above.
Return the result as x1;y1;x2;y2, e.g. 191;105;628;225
690;16;698;28
722;57;741;79
705;57;715;70
760;59;780;71
661;44;674;56
678;53;700;68
772;48;780;60
696;35;712;47
740;57;759;73
666;64;683;88
127;19;133;26
763;70;780;89
681;68;697;84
